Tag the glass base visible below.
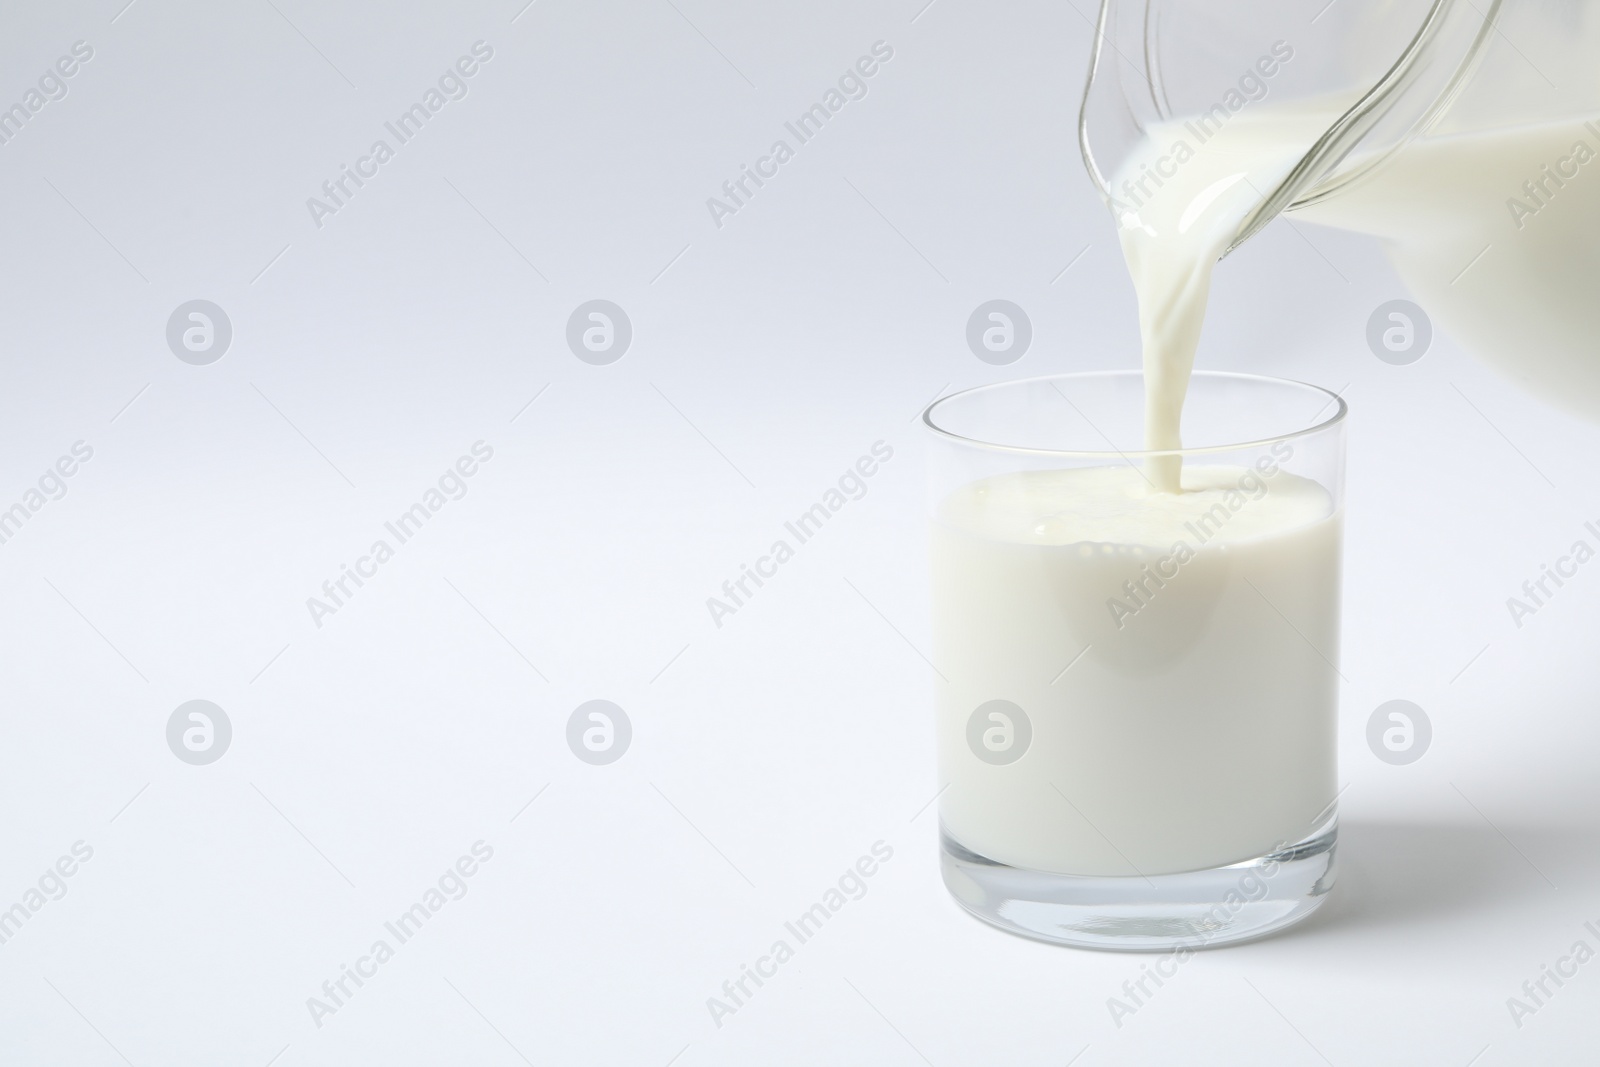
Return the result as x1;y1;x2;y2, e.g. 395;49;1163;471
940;818;1337;951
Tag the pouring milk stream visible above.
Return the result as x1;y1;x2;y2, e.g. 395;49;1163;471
1115;98;1600;492
1091;1;1600;481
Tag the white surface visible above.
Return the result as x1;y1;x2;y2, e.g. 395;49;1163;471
0;0;1597;1064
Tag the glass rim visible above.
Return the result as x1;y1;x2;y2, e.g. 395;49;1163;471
921;370;1347;459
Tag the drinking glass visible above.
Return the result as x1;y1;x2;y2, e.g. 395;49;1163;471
925;371;1346;950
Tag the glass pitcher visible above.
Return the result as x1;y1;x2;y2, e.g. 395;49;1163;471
1080;0;1600;418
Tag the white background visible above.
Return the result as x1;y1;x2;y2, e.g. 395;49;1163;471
1;0;1598;1064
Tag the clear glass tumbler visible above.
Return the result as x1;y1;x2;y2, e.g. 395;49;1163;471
924;371;1346;950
